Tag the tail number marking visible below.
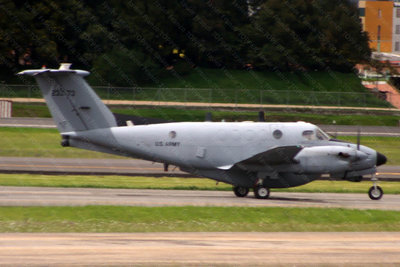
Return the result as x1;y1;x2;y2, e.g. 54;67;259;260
52;89;76;96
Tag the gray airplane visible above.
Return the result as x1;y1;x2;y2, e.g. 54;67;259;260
19;64;387;200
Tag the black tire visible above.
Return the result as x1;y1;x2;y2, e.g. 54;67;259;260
368;186;383;200
233;186;249;197
254;186;270;199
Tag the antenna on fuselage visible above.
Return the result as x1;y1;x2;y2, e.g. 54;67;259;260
357;127;361;150
205;112;212;122
258;111;265;122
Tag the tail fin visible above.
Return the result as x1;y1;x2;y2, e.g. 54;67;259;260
18;64;116;133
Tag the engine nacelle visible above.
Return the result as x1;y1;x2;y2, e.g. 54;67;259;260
294;146;365;174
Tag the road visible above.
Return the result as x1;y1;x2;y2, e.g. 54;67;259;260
1;232;399;266
0;186;399;210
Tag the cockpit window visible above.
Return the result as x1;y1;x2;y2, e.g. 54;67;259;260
302;128;329;141
316;128;330;140
302;130;315;140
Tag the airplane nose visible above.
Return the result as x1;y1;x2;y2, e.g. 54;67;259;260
376;152;387;166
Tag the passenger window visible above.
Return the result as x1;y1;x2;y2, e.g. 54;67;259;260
302;130;315;140
273;129;283;139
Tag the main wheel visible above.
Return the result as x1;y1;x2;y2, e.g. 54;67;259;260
254;186;270;199
233;186;249;197
368;186;383;200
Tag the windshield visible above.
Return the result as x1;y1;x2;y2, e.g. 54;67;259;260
302;128;330;141
316;128;330;140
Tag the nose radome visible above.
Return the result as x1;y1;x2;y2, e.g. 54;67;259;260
376;152;387;166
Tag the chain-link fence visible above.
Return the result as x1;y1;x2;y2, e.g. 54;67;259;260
0;84;392;108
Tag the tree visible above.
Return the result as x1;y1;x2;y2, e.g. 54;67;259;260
244;0;370;71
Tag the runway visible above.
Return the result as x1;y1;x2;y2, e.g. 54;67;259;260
0;186;399;210
1;232;399;266
0;157;187;176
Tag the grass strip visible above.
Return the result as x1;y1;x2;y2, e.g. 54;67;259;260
0;206;399;232
0;127;121;158
0;174;400;194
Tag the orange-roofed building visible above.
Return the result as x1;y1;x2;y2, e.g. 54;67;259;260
359;0;400;53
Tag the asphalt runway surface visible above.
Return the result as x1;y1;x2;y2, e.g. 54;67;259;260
0;186;399;210
0;157;187;176
1;232;400;266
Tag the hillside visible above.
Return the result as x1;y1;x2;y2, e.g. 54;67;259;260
2;68;391;107
97;68;390;107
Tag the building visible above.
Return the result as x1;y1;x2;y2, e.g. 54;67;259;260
359;0;400;53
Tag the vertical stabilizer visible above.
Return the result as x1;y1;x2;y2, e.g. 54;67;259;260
18;64;117;133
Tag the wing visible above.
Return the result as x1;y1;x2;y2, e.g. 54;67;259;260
218;146;303;171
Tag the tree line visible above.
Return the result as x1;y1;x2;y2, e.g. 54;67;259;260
0;0;370;86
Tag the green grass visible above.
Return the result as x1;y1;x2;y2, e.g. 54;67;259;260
0;128;120;158
3;68;391;107
0;206;399;232
0;174;399;194
0;127;399;164
9;103;400;126
12;103;52;118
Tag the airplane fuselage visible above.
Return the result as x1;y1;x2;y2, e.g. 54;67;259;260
64;121;380;188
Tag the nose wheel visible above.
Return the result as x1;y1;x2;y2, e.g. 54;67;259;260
254;185;270;199
368;175;383;200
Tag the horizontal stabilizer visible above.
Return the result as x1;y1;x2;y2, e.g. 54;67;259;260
18;64;116;132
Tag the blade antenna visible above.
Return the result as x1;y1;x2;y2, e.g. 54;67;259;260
357;127;361;150
205;112;212;122
258;111;265;122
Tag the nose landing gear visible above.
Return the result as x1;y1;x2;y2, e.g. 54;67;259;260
368;175;383;200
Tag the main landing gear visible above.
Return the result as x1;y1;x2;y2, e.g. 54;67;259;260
232;185;270;199
368;175;383;200
233;186;249;197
